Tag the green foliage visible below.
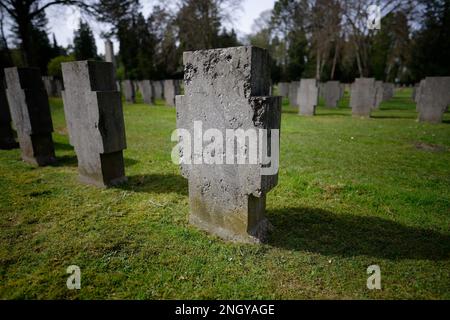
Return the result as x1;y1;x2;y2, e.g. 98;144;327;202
47;55;75;78
0;90;449;299
73;20;98;60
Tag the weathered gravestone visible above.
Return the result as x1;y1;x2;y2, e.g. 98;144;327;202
415;79;425;111
0;75;19;149
289;81;300;107
104;39;116;68
416;77;450;123
298;79;319;116
62;61;127;187
152;80;164;100
373;81;384;110
278;82;289;97
138;80;155;105
323;81;341;108
164;79;181;107
5;67;56;165
122;80;135;103
42;76;55;97
350;78;376;117
175;46;281;243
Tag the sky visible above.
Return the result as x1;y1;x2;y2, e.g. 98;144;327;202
41;0;276;55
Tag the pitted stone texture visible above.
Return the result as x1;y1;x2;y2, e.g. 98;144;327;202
373;81;384;110
176;46;281;243
350;78;376;117
138;80;155;105
417;77;450;124
104;40;116;68
298;79;319;116
122;80;135;103
278;82;289;97
323;81;341;108
62;61;127;187
5;67;55;165
152;80;164;100
164;79;180;107
289;81;300;107
0;75;18;149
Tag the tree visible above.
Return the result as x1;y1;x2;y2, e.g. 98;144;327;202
73;20;98;60
47;55;75;78
0;0;88;66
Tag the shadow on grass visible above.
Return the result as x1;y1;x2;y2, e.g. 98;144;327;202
267;206;450;260
116;173;188;195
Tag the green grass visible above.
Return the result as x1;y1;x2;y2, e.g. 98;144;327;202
0;88;449;299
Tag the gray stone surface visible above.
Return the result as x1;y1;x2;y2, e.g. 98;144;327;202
373;81;384;110
298;79;319;116
289;81;300;107
417;77;450;123
152;80;164;100
350;78;376;117
383;83;394;101
0;75;18;149
415;79;425;111
323;81;341;108
176;46;281;243
278;82;289;97
62;60;127;187
104;39;116;68
138;80;155;105
5;67;56;165
164;79;181;107
122;80;135;103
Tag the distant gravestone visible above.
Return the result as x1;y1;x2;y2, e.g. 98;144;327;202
54;78;63;97
298;79;319;116
0;75;18;149
350;78;376;117
323;81;341;108
417;77;450;123
164;79;181;107
278;82;289;97
42;76;55;96
104;39;116;68
152;80;164;100
138;80;155;105
383;83;394;101
62;61;127;187
415;79;425;112
5;67;56;165
175;46;281;243
289;81;300;107
122;80;135;103
373;81;384;110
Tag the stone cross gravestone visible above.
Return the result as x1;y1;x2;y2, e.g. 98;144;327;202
289;81;300;107
417;77;450;123
175;46;281;243
122;80;135;103
373;81;384;110
104;39;116;68
278;82;289;97
62;61;127;187
323;81;341;108
138;80;155;105
0;75;18;149
164;79;181;107
298;79;319;116
152;80;164;100
4;67;56;165
350;78;376;117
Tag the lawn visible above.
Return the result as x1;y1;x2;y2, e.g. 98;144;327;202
0;88;449;299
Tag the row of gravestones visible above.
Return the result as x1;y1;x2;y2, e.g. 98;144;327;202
120;79;182;107
278;78;449;123
0;46;280;244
